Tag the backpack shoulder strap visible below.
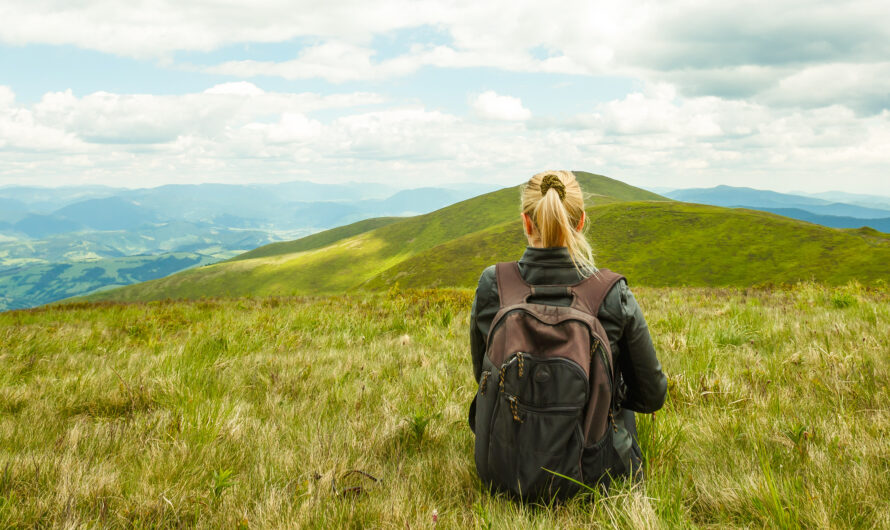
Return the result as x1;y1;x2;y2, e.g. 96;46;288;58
570;268;625;316
495;261;532;308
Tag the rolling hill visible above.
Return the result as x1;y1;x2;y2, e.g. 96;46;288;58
85;172;890;303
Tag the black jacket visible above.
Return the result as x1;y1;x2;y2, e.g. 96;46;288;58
469;246;667;469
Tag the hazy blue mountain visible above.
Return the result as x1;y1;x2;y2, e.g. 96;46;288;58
0;185;117;211
0;180;480;309
0;253;221;311
0;197;28;223
13;214;85;238
754;208;890;232
436;181;502;194
667;185;831;207
53;197;160;231
2;181;474;230
368;187;466;215
667;185;890;219
791;190;890;211
259;181;397;202
117;181;400;225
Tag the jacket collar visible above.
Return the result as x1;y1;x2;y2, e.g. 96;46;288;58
518;246;576;268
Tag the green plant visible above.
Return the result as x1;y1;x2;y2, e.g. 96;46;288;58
406;409;441;446
472;500;493;530
784;424;814;458
830;292;856;308
210;468;236;499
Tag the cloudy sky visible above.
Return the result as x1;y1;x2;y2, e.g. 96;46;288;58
1;0;888;194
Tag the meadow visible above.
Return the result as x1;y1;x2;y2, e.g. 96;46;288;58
1;283;888;528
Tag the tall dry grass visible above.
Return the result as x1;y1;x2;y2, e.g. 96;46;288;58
1;283;888;528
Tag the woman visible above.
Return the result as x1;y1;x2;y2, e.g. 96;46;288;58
468;170;667;493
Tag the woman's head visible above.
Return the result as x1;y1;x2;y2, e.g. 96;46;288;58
521;170;595;274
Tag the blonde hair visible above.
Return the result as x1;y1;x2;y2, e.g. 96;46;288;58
521;170;596;275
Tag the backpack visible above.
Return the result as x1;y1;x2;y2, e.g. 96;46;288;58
472;261;627;501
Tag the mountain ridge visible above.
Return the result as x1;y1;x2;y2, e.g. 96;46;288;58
82;172;890;304
666;186;890;219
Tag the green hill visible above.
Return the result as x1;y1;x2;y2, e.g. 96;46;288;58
85;172;890;303
364;202;890;289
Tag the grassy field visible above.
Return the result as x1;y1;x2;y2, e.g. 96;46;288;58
2;284;888;528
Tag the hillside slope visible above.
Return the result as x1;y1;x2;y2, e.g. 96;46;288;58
365;202;890;289
86;172;665;301
85;173;890;302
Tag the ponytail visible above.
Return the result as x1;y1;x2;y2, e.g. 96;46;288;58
521;171;596;276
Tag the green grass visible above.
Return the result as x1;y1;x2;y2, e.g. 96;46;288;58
368;201;890;290
2;284;888;527
227;217;402;262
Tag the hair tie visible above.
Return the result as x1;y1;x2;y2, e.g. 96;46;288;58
540;174;566;200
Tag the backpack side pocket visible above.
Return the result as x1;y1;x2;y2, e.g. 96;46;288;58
473;357;499;485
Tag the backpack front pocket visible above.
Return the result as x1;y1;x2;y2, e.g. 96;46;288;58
484;352;589;500
514;401;584;500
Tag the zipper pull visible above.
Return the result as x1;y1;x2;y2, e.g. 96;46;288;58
508;395;523;423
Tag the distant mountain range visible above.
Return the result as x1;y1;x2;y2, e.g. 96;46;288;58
83;172;890;305
0;180;498;310
665;185;890;228
792;190;890;211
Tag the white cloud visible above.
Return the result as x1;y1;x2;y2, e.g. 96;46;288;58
2;82;889;194
0;0;451;58
471;91;531;122
759;62;890;113
26;84;383;145
0;86;15;108
0;1;888;194
4;2;885;77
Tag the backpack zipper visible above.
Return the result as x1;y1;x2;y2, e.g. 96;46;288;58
591;335;619;433
479;370;490;395
515;400;584;415
507;395;523;423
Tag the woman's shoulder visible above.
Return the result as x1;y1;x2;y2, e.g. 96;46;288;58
478;264;497;283
473;264;499;304
597;275;633;323
477;265;497;292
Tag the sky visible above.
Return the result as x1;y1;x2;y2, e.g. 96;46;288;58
0;0;888;194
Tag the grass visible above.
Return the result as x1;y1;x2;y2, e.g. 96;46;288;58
364;201;890;290
3;283;889;527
